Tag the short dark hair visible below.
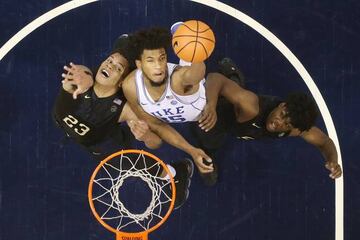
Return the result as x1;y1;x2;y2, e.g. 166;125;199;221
285;92;319;132
111;34;137;72
131;27;172;60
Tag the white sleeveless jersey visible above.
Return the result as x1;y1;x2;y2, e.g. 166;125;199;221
135;63;206;123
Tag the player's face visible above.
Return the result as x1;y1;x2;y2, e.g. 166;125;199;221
137;48;168;86
95;53;129;87
266;103;294;132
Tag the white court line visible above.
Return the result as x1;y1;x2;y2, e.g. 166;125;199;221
190;1;343;240
0;0;343;239
0;0;98;61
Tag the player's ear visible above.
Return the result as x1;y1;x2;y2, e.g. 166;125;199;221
135;59;141;69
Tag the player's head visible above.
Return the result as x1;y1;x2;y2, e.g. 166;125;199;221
95;36;135;87
266;93;318;133
95;53;128;87
132;27;172;86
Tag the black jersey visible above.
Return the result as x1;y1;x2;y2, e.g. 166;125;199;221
53;87;127;146
233;95;290;140
191;95;290;154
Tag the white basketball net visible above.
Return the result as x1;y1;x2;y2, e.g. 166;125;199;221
91;152;174;231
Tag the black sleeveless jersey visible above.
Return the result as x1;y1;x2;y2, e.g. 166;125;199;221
233;95;290;140
53;87;127;146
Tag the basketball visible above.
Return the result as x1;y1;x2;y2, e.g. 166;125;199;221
172;20;215;63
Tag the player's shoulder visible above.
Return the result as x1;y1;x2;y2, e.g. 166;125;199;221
170;63;187;84
122;70;139;103
171;63;184;75
290;126;320;138
123;70;137;88
167;62;178;69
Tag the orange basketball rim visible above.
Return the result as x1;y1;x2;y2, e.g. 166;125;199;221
88;149;176;240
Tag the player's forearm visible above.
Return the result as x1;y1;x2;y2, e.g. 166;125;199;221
318;138;338;163
183;62;206;85
142;131;162;149
205;74;223;108
150;122;195;153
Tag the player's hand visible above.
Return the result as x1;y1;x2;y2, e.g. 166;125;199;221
189;148;214;173
127;120;150;141
325;161;342;179
61;62;94;99
198;103;217;132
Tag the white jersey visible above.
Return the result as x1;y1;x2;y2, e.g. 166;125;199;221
135;63;206;123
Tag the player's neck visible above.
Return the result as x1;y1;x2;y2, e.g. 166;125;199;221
143;77;167;101
144;77;166;88
93;83;118;98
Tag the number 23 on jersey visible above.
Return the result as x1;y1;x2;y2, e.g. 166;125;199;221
62;115;90;136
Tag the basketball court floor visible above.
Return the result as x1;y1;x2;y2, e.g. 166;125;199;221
0;0;359;239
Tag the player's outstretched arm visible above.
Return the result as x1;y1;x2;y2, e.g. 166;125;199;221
198;72;229;131
199;72;258;131
61;62;94;99
297;127;342;179
175;62;206;87
122;72;214;173
119;103;162;149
